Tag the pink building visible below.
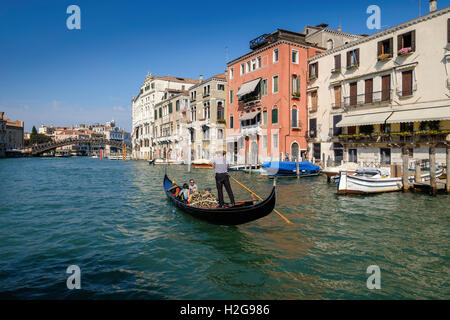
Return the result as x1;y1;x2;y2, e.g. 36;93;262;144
226;29;323;164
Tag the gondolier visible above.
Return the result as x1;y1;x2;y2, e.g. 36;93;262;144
213;151;235;208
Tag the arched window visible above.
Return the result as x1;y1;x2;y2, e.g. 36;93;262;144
327;39;334;50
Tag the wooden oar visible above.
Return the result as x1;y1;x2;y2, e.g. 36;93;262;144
229;176;292;224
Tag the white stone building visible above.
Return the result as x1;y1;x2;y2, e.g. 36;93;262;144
131;73;199;160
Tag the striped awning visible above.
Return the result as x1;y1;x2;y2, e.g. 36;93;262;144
237;78;261;98
239;111;260;121
336;111;392;127
386;105;450;123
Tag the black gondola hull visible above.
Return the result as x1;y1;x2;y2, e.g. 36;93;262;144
164;175;276;226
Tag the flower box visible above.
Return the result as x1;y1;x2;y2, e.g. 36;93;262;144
398;47;412;56
346;64;359;70
331;68;341;74
308;75;317;82
292;92;301;99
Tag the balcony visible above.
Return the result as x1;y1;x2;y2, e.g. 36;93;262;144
240;123;262;136
238;96;261;111
202;92;210;98
199;118;210;127
343;90;392;108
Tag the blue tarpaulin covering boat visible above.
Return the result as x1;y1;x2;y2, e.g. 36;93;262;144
261;161;320;177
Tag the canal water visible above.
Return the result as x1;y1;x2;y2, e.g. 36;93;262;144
0;157;448;299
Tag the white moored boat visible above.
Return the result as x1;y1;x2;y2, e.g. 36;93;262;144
337;167;443;194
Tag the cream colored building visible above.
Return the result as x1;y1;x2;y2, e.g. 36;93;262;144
307;4;450;168
153;90;190;161
302;24;364;50
187;74;227;161
131;73;199;160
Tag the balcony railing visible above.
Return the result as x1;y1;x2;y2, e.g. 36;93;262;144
343;90;392;108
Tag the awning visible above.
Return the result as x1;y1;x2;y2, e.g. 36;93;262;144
336;111;392;127
239;111;260;121
237;78;261;98
386;106;450;123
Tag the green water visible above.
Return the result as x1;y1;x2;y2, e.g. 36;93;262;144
0;157;448;299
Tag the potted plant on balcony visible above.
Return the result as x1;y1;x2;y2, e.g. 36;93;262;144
346;64;359;70
292;92;300;99
308;75;317;82
398;47;412;56
217;119;226;124
377;53;392;62
331;68;341;74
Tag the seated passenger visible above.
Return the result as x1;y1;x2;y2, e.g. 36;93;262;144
179;183;190;202
168;184;181;197
189;179;198;194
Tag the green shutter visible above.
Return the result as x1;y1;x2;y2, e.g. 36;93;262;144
272;109;278;124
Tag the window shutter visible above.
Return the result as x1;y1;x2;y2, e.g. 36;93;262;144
347;51;351;67
316;62;319;77
411;30;416;51
335;55;341;69
398;34;402;51
308;64;312;78
389;38;393;55
402;71;413;96
377;41;382;56
355;49;360;65
448;19;450;43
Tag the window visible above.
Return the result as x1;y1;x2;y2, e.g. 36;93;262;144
251;58;257;70
291;108;298;127
154;109;157;120
168;103;173;113
333;85;342;108
380;148;391;165
273;134;279;149
397;30;415;54
230;68;234;79
262;110;267;125
377;38;393;59
151;83;155;89
229;116;234;129
217;129;223;139
348;149;357;163
292;75;300;96
246;61;251;73
159;108;162;118
347;49;359;68
191;91;196;101
310;90;318;112
272;75;279;93
217;84;225;91
400;122;414;132
272;108;278;124
257;56;262;68
349;82;357;106
176;100;180;111
327;39;334;50
309;62;318;80
261;79;268;96
365;78;373;104
333;55;341;72
292;50;299;64
240;63;245;75
402;70;413;96
273;48;279;63
309;118;317;138
313;143;321;160
448;18;450;43
217;102;224;120
229;90;234;104
380;123;391;133
381;75;391;101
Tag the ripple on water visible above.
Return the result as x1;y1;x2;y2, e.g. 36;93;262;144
0;158;449;299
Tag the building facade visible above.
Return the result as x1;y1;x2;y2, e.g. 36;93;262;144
132;73;199;160
302;24;365;50
307;5;450;167
153;90;190;161
4;117;24;150
226;29;325;165
187;73;227;160
0;112;6;158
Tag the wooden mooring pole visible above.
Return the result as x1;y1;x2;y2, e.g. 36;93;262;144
429;146;437;196
402;147;410;191
414;161;422;183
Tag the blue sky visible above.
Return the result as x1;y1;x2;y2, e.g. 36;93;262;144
0;0;444;132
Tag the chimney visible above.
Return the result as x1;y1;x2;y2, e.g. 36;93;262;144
199;75;203;82
338;26;342;32
429;0;437;12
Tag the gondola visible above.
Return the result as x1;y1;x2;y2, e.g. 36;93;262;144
163;174;276;226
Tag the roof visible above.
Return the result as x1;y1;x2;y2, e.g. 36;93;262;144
144;73;200;84
4;117;23;128
303;24;363;39
189;73;227;90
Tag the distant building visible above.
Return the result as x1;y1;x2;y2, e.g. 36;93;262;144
0;112;6;158
302;23;364;50
3;116;24;150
